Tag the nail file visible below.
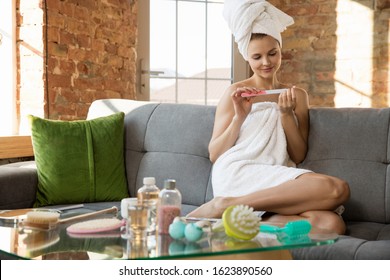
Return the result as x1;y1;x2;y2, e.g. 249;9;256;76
241;88;288;97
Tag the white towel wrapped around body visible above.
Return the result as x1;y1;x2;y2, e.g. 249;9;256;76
212;102;312;198
223;0;294;60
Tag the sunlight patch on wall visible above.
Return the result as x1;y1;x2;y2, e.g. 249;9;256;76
335;0;373;107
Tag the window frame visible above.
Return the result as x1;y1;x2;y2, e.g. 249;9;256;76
136;0;249;103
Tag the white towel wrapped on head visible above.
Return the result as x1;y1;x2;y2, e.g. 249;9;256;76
223;0;294;60
212;102;312;198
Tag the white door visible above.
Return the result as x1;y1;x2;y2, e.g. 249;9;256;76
137;0;248;105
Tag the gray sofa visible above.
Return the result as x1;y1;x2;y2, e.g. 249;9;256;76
1;99;390;259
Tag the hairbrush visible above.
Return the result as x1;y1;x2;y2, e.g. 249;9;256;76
0;204;84;225
22;206;118;230
222;205;261;240
260;220;312;237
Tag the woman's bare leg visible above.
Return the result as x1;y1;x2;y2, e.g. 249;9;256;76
187;173;349;219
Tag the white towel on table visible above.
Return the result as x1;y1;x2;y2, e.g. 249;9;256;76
212;102;312;198
223;0;294;60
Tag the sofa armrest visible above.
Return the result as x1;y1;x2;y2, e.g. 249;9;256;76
0;161;38;209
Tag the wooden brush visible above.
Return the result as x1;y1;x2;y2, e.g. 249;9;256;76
22;206;118;230
0;204;84;224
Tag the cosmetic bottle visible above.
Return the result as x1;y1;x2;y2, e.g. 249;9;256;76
137;177;160;233
158;179;181;234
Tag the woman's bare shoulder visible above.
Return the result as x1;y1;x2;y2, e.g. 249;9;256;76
292;87;309;113
279;84;309;102
294;86;308;97
279;83;307;95
293;87;309;106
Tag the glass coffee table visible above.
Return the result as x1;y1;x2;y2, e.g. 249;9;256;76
0;212;338;260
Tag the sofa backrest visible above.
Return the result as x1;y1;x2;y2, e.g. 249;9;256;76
299;107;390;224
88;99;216;212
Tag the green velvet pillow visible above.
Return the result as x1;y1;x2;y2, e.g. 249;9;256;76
29;112;129;207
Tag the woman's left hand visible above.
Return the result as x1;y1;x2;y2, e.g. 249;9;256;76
278;87;296;115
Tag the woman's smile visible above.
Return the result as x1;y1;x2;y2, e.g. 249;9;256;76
261;66;274;72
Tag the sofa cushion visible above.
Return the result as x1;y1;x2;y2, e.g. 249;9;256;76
85;99;216;209
346;221;390;241
299;107;390;223
123;103;215;208
29;112;129;207
0;161;37;209
291;234;390;260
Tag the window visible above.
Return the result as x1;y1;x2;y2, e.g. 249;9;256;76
0;0;44;137
0;0;39;159
0;0;16;136
137;0;248;105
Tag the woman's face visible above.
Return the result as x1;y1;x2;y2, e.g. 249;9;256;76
247;35;282;80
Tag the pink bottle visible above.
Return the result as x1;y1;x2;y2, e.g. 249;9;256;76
158;179;182;234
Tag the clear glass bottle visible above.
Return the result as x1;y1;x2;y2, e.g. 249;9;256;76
137;177;160;234
158;179;182;234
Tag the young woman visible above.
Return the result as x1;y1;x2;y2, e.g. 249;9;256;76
188;31;350;234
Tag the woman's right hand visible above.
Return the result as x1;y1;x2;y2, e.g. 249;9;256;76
231;87;255;121
208;85;255;163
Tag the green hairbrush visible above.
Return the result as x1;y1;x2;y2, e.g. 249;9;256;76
260;220;312;237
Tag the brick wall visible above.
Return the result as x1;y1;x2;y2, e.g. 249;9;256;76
274;0;339;106
17;0;137;123
44;0;137;120
273;0;389;107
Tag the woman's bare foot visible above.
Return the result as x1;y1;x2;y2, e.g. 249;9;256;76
187;197;232;218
